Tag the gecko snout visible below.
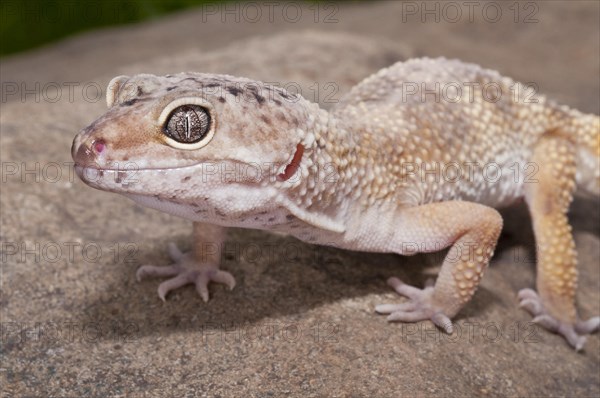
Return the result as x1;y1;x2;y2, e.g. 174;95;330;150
71;133;106;168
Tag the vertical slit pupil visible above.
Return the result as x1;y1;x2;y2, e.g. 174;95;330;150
166;105;210;143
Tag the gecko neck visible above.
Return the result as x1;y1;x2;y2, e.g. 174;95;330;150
282;103;357;226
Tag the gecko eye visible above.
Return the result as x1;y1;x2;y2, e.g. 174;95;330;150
164;105;211;144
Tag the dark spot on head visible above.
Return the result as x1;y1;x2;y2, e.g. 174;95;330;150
268;217;276;222
121;98;138;106
273;99;282;106
253;92;265;105
182;77;203;84
121;97;151;107
182;176;191;182
286;214;294;221
137;86;144;96
205;82;221;88
261;115;272;125
166;86;176;91
218;96;226;103
227;86;243;97
278;90;294;100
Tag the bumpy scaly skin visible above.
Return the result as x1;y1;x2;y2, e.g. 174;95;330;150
72;58;600;350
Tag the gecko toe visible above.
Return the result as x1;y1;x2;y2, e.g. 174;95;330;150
431;312;453;334
576;316;600;334
375;302;417;314
195;272;211;303
532;314;559;331
519;298;543;316
212;270;236;290
157;273;196;301
136;264;181;281
387;277;423;299
517;288;539;301
167;242;184;262
387;310;428;322
558;324;587;351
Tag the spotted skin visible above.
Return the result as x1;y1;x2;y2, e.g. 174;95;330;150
72;57;599;350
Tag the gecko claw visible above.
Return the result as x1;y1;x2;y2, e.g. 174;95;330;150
195;269;236;302
377;276;454;334
157;272;193;302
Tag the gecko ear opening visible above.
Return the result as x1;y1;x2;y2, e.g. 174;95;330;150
277;144;305;182
106;75;130;108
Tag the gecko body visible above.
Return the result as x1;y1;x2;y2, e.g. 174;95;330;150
72;58;600;350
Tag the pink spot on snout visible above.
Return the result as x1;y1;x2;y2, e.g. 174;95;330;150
92;140;105;154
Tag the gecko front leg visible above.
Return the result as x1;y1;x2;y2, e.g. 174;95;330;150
136;222;235;302
376;201;503;333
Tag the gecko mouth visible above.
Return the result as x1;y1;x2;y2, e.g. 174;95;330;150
75;163;179;175
73;159;284;191
74;142;305;185
74;164;140;190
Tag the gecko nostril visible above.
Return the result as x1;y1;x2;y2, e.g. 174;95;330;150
92;139;106;154
73;142;95;166
72;137;105;166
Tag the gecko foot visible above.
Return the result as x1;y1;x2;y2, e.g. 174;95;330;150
136;242;236;302
375;276;454;333
518;288;599;351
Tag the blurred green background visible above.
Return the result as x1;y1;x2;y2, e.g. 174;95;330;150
0;0;324;58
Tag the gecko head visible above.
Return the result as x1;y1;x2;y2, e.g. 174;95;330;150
72;73;325;221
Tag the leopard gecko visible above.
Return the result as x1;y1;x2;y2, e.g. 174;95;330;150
72;57;600;350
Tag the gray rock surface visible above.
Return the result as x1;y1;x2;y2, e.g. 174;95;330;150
1;2;598;397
